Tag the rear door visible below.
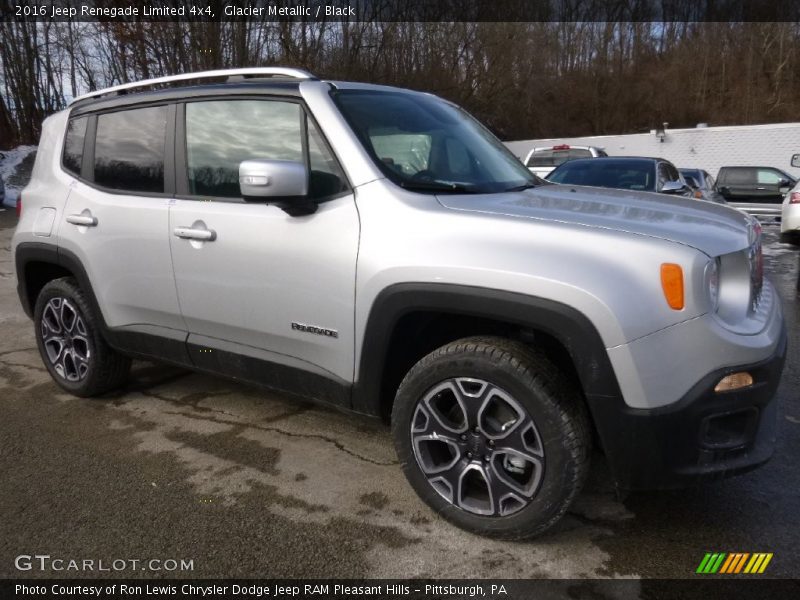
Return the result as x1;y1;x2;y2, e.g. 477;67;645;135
58;104;187;350
719;167;755;199
168;97;359;402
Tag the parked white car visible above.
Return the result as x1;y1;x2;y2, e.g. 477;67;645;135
523;144;607;178
780;181;800;245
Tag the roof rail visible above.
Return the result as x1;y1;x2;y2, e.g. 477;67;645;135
70;67;315;105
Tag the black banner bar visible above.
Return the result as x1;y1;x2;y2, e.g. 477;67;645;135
3;0;800;23
3;579;800;600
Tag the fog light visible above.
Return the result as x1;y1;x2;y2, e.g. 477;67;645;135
714;372;754;392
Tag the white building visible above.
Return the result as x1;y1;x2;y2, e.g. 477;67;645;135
506;122;800;179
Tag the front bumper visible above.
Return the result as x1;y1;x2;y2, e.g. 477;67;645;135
591;326;786;490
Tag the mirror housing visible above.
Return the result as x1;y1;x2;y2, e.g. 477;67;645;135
791;154;800;168
239;159;315;215
660;180;688;195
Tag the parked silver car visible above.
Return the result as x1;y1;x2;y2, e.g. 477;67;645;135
13;68;786;539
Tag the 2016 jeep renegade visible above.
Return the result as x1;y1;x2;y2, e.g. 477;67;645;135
13;68;787;539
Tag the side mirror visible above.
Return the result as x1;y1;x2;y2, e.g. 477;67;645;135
660;180;688;195
239;159;315;216
778;178;791;189
791;154;800;168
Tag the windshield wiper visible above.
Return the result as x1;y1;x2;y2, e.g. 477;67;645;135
505;182;538;192
398;180;480;194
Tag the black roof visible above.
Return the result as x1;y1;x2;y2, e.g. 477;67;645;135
552;156;667;167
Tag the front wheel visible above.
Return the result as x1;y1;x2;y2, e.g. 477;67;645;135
391;336;591;539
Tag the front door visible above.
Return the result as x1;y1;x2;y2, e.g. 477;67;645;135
168;98;359;402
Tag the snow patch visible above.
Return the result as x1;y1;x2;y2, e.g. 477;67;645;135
0;145;37;208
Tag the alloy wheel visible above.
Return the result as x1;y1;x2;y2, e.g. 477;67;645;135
410;377;545;517
40;297;91;382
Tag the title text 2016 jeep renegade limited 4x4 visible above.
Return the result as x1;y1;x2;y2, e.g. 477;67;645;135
13;68;786;539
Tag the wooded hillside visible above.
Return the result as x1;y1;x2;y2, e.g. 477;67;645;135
2;18;799;147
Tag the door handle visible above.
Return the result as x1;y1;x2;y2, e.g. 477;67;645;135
756;187;766;190
173;226;216;241
66;213;98;227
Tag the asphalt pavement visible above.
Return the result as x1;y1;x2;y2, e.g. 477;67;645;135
1;208;798;580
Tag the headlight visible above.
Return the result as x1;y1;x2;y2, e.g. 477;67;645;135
706;258;720;312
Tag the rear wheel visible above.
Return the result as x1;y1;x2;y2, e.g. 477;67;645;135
34;277;130;397
391;336;591;539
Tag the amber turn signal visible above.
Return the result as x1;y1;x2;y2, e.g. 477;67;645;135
714;372;754;393
660;263;684;310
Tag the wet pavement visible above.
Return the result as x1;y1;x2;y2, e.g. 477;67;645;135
0;208;798;580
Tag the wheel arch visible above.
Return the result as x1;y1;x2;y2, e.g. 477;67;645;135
15;242;107;329
351;283;624;431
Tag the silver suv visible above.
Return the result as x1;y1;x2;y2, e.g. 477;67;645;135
12;68;786;539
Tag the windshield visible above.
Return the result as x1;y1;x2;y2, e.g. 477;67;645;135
333;90;536;193
548;160;655;192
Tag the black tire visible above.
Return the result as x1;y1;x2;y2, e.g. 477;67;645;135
391;336;591;539
780;231;800;246
34;277;130;397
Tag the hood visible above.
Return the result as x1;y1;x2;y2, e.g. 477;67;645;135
436;184;755;257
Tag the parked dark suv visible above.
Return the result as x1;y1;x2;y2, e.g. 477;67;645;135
716;166;796;218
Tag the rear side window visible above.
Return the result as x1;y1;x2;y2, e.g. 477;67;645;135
528;148;591;168
94;106;168;194
527;150;553;167
63;117;88;176
720;168;753;185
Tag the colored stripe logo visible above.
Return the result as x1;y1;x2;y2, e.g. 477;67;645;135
696;552;773;574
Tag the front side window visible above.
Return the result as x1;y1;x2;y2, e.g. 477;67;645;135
334;90;535;193
186;100;302;198
665;163;680;181
63;117;87;176
184;100;346;200
94;106;167;193
756;169;782;185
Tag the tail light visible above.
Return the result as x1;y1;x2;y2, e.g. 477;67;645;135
15;192;21;218
790;191;800;204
